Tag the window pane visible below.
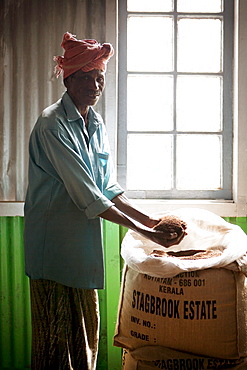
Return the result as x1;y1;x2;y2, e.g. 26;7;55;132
177;0;223;13
128;0;173;12
127;134;173;190
177;76;222;132
177;18;223;73
127;16;173;72
127;75;173;131
176;135;222;190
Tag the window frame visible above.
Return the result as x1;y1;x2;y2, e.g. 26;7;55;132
117;0;234;201
114;0;246;217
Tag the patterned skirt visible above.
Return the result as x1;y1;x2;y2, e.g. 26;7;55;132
29;279;99;370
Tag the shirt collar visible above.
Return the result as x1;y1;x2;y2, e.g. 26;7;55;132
62;91;81;122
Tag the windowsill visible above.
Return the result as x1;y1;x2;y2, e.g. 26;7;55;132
0;202;25;216
130;199;239;218
0;199;241;218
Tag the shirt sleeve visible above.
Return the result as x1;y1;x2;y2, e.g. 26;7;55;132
39;125;114;219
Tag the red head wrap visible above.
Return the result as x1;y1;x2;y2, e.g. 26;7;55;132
53;32;114;79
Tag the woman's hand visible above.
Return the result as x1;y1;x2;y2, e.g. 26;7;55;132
138;225;187;248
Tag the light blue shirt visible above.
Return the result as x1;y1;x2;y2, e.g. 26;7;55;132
24;92;124;289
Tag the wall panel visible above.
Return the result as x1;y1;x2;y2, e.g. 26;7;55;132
0;217;31;369
0;217;123;369
0;0;108;201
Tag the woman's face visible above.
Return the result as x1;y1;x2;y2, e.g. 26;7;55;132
65;69;106;109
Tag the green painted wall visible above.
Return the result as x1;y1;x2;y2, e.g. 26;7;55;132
0;217;31;370
0;217;125;370
0;216;246;369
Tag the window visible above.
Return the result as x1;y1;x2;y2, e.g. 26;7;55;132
118;0;234;201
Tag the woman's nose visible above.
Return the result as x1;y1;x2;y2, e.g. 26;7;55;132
90;79;99;90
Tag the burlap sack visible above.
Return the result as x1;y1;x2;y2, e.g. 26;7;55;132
121;209;247;277
114;266;247;359
122;346;247;370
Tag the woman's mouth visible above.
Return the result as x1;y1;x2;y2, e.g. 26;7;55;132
87;92;100;99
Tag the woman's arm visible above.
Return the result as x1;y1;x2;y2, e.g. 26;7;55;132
111;193;158;228
99;194;185;248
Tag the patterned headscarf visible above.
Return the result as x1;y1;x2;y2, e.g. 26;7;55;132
54;32;114;79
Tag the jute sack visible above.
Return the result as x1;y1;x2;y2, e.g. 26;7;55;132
114;265;247;359
121;209;247;277
122;347;247;370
